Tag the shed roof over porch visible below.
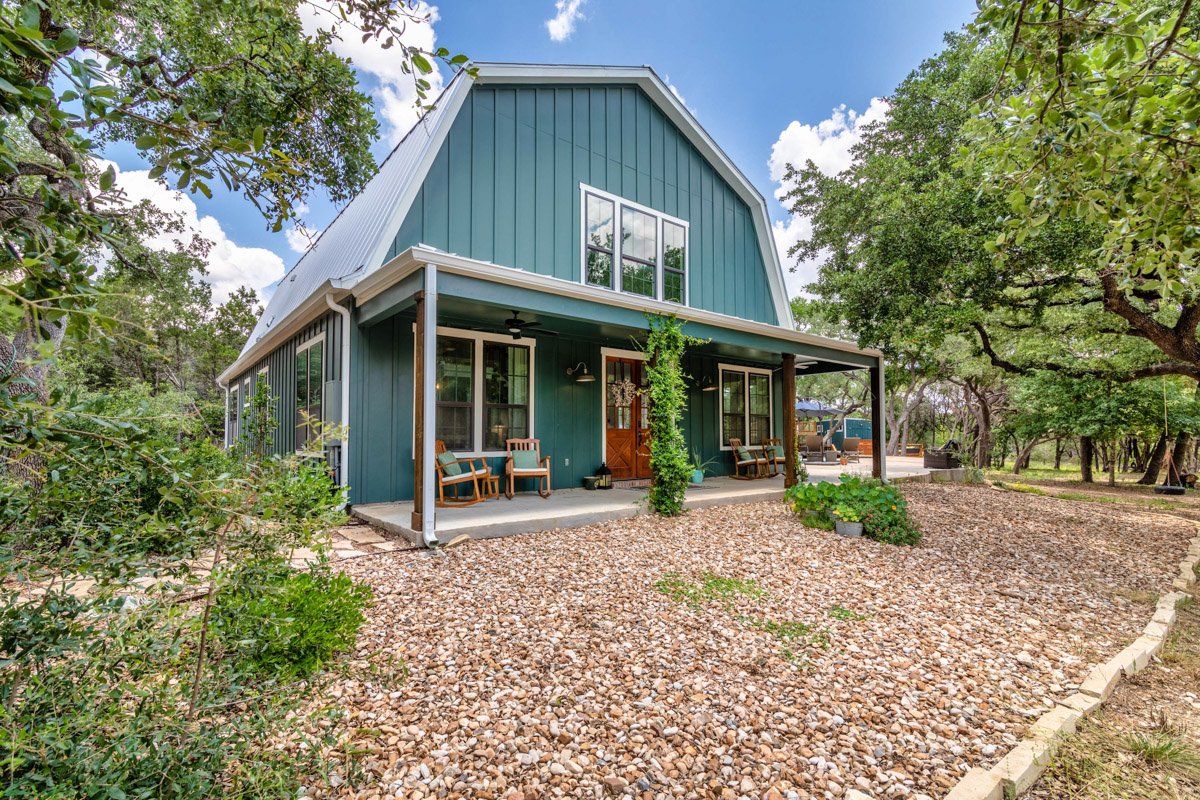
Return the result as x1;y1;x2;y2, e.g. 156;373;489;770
354;245;880;373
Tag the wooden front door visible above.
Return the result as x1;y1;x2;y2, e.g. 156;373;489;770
605;357;651;480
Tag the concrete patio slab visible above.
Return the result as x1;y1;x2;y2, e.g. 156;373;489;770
354;476;786;545
353;456;932;546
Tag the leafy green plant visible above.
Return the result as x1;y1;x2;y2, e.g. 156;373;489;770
752;618;831;649
832;504;862;523
691;449;718;476
215;564;372;679
654;571;766;607
643;315;707;515
786;476;921;545
0;385;359;798
828;605;870;621
242;378;279;456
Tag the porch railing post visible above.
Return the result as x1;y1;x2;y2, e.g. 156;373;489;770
411;264;439;545
870;358;887;480
782;352;797;488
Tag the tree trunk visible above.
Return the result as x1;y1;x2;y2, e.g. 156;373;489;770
1137;433;1168;485
1169;431;1191;483
1080;436;1094;483
1013;438;1042;475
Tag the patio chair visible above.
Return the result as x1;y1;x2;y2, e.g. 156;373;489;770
434;440;492;507
762;437;787;477
803;434;832;462
842;437;862;463
505;438;552;499
729;438;768;479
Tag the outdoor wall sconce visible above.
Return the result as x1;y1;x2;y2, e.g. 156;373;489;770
567;362;596;383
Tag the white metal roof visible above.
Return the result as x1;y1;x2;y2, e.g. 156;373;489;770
223;63;794;384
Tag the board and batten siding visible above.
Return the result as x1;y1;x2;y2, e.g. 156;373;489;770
346;307;783;505
226;310;344;456
385;84;779;326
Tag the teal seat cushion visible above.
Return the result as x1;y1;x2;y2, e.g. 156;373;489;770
436;450;462;476
511;449;540;470
736;446;754;463
770;445;785;460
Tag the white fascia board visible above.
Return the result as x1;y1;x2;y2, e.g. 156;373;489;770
372;246;879;360
361;75;474;274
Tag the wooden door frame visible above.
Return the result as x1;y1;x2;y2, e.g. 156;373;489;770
599;347;647;478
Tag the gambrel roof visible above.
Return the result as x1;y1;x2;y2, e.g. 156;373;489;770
222;63;793;384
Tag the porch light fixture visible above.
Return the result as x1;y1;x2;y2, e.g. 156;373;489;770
567;362;596;383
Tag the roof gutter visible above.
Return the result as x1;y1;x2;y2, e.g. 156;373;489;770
393;245;881;359
216;281;348;386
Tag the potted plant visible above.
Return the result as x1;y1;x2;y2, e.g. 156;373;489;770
832;504;863;538
690;450;717;485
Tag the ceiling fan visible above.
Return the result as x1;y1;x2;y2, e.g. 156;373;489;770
503;310;557;340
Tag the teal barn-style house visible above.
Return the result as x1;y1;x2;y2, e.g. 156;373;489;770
218;63;886;544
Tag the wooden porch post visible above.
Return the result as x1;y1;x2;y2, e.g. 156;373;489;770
870;358;887;480
411;265;439;544
782;352;797;488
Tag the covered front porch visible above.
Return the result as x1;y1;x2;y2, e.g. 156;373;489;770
346;246;887;546
354;475;787;545
354;456;931;546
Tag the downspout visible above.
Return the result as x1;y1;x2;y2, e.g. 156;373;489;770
419;264;438;547
324;294;352;491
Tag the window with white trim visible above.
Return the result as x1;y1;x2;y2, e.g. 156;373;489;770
581;184;688;304
295;337;324;451
228;385;240;445
719;365;773;448
423;327;536;456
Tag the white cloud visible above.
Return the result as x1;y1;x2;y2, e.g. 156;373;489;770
299;2;445;144
664;75;695;114
285;225;319;254
767;97;889;297
103;161;286;302
545;0;587;42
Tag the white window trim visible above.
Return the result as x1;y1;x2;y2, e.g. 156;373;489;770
411;324;537;458
579;183;689;306
296;332;325;354
225;386;234;447
294;334;325;454
717;363;774;451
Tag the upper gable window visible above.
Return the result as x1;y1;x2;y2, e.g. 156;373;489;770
580;185;688;305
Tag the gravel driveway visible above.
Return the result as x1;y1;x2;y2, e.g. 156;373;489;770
310;484;1193;800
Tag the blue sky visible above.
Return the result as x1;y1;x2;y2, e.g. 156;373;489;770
107;0;975;300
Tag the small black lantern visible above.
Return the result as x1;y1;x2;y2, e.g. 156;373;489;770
596;462;613;489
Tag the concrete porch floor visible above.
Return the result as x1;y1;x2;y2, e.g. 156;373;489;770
353;457;931;545
355;475;788;545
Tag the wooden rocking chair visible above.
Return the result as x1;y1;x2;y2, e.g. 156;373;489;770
434;440;491;507
762;437;787;477
729;438;768;479
504;438;552;499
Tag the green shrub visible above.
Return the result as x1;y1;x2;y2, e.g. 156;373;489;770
0;383;355;798
215;565;372;678
785;476;921;545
